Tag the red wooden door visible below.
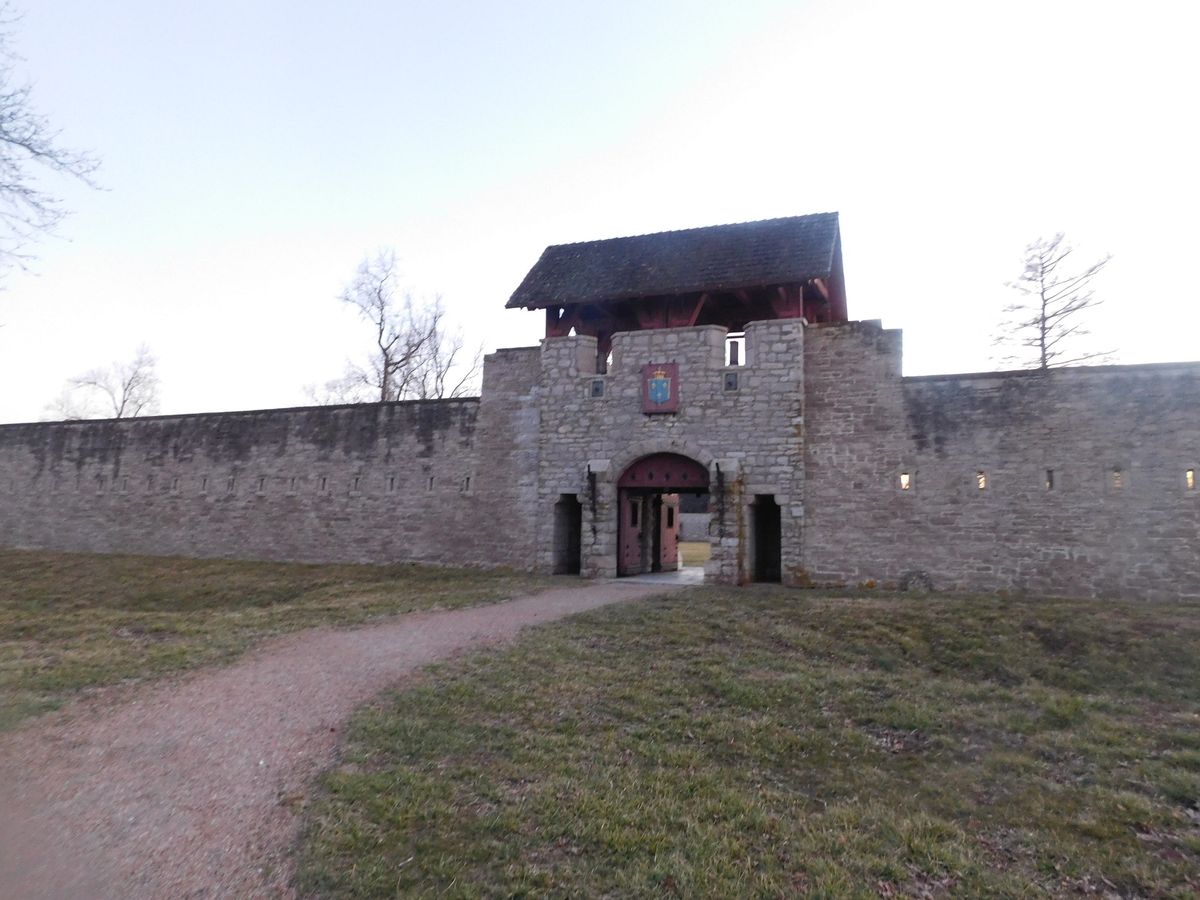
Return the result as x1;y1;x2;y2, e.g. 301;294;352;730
659;494;679;571
618;491;643;576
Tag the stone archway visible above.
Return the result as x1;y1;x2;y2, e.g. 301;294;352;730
616;453;710;577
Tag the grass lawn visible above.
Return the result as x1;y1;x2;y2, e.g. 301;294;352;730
0;549;552;730
297;588;1200;898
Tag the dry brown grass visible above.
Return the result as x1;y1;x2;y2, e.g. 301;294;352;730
0;549;551;730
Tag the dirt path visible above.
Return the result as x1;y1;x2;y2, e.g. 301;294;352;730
0;580;676;899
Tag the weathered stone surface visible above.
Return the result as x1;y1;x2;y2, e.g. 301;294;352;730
533;321;805;583
2;318;1197;601
803;321;1200;601
0;402;481;566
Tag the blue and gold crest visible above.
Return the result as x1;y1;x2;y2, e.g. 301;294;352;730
641;362;679;414
648;367;671;405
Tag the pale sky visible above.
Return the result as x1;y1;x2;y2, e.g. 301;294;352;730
0;0;1196;423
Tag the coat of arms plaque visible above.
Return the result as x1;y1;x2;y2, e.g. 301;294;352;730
641;362;679;414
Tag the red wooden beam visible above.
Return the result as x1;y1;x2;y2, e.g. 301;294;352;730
768;285;803;319
545;306;584;337
633;302;668;330
666;293;708;328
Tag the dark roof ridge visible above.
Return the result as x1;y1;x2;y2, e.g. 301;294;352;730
545;211;840;250
508;212;843;310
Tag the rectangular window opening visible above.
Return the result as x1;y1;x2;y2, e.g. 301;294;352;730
666;506;675;528
320;476;327;492
899;472;911;491
462;476;470;492
388;476;395;492
1111;469;1124;490
352;476;360;492
725;332;747;367
1045;469;1054;491
976;471;987;490
723;371;739;392
258;476;266;493
427;476;435;491
595;348;614;375
1187;469;1196;491
200;476;208;494
590;378;605;399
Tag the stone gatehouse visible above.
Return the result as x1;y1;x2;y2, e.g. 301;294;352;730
2;213;1198;600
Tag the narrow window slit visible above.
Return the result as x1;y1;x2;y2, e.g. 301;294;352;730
1045;469;1054;490
899;472;911;491
976;471;987;490
725;332;746;366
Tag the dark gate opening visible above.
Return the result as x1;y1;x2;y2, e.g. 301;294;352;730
753;494;782;583
553;494;583;575
616;453;709;578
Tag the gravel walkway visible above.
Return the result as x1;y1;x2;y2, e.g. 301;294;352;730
0;579;677;899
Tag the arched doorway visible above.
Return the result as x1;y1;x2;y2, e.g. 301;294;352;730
616;453;710;577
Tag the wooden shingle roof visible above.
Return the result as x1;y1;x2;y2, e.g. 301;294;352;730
507;212;841;310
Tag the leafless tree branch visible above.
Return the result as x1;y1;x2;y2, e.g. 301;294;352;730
992;233;1114;370
0;3;99;272
333;251;481;402
45;344;160;419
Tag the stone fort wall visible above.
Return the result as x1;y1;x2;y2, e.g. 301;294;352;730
0;402;485;565
1;319;1196;600
802;321;1200;601
534;320;806;582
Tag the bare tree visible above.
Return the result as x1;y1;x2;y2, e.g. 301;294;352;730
334;250;481;403
411;310;482;400
42;385;97;420
302;375;366;407
46;345;160;419
993;233;1114;370
0;3;99;270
